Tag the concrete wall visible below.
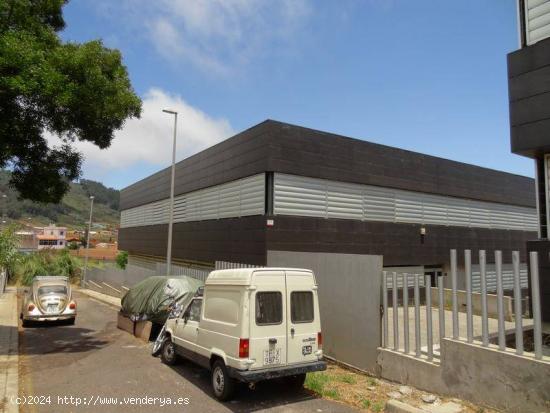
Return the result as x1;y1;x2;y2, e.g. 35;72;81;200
430;287;514;321
378;339;550;413
267;250;383;373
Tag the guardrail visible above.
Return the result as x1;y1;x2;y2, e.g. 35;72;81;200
382;249;544;361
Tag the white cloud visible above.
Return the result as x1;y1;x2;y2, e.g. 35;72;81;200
46;87;234;176
136;0;311;75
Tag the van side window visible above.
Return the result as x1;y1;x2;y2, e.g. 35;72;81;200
255;292;282;325
185;299;202;322
291;291;314;323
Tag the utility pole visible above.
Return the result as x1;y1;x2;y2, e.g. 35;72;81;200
82;195;94;287
162;109;178;276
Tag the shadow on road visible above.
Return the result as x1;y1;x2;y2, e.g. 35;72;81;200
167;359;319;413
0;324;17;355
20;323;110;355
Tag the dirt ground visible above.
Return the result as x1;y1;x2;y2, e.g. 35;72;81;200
304;362;498;413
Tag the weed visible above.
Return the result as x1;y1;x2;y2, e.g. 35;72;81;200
305;372;331;394
361;399;371;409
372;401;384;412
323;388;340;400
339;374;357;385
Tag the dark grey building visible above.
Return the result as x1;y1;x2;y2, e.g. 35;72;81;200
120;120;537;286
508;0;550;320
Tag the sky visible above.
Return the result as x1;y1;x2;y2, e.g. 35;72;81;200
55;0;533;189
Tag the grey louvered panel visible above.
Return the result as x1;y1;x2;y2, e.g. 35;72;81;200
525;0;550;45
363;187;395;222
469;205;491;229
421;194;448;225
274;174;327;217
471;264;529;293
120;174;265;227
239;174;266;216
395;191;423;223
327;181;363;219
272;173;537;231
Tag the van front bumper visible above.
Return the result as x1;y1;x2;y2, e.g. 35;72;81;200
229;361;327;383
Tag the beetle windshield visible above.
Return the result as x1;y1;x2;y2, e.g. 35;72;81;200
37;285;67;296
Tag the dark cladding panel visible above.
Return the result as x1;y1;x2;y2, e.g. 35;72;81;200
266;121;535;208
120;122;273;210
266;216;535;267
508;36;550;158
119;216;267;266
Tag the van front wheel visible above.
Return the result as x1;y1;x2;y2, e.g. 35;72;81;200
160;338;177;365
211;360;235;401
285;373;306;389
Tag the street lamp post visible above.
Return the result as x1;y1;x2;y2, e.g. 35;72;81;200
1;194;6;229
163;109;178;276
83;195;94;287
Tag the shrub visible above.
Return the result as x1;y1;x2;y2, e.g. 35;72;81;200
14;250;82;285
116;250;128;269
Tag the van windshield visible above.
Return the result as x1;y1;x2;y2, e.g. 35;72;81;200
291;291;314;323
256;292;282;325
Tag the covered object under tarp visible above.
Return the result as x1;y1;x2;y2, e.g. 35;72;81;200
120;276;204;324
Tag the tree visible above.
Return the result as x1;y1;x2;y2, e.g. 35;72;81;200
0;0;141;203
0;224;20;278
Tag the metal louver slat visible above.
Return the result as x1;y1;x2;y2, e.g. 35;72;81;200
525;0;550;45
120;174;265;227
272;173;537;231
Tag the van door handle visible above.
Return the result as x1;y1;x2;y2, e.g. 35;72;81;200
290;328;295;337
269;338;277;344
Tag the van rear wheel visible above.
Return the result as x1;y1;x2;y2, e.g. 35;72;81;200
211;360;235;401
285;373;306;389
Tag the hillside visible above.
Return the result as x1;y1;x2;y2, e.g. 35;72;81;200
0;170;120;229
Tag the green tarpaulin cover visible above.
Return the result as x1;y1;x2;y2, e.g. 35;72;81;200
121;276;204;324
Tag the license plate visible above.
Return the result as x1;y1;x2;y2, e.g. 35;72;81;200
263;348;281;365
47;305;58;314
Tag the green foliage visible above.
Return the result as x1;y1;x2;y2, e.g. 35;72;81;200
116;250;128;269
339;374;357;385
0;0;141;203
14;249;81;285
0;224;20;275
80;179;119;210
67;241;78;250
361;399;371;409
371;402;384;413
0;170;120;228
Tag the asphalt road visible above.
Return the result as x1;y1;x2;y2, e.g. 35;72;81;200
18;291;357;413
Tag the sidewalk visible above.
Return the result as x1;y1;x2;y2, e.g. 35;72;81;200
77;288;121;308
0;287;18;413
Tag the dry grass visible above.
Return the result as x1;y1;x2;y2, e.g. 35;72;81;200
305;362;499;412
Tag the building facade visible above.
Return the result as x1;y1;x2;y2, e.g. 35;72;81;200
120;120;537;285
508;0;550;320
37;225;67;250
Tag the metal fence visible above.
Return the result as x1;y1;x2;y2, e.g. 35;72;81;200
214;261;261;270
382;249;545;361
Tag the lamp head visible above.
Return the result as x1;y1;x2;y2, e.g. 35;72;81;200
162;109;178;115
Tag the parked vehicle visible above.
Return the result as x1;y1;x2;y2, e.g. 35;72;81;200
20;276;76;326
159;268;326;401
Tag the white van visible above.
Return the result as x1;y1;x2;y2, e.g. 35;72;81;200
160;268;326;400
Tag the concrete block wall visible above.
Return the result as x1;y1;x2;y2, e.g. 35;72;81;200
378;339;550;413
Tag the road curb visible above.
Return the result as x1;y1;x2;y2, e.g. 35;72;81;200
0;288;19;413
385;400;426;413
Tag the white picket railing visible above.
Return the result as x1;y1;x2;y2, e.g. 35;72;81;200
382;249;544;361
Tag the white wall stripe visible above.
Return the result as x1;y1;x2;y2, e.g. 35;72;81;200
273;173;537;231
120;174;265;228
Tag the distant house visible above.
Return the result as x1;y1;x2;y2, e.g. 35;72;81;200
37;225;67;250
